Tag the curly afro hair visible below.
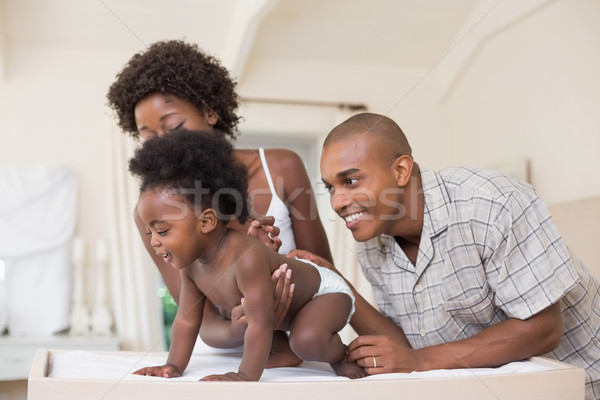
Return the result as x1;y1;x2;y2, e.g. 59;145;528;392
129;129;249;224
107;40;241;140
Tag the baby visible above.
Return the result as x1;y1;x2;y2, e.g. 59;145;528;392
129;129;365;381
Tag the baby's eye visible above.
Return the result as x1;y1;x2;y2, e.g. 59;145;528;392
157;230;169;237
145;229;151;236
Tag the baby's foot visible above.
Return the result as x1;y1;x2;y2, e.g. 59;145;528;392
330;354;368;379
266;330;302;368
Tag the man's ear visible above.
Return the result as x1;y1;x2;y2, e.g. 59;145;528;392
393;155;414;187
197;208;218;233
204;109;219;127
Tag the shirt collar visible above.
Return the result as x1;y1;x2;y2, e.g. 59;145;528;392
419;167;450;238
366;167;449;254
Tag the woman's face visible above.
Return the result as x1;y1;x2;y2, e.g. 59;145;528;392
134;92;218;141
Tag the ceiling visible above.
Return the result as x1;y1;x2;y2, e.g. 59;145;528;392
1;0;478;77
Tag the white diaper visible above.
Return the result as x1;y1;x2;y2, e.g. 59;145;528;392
294;257;356;323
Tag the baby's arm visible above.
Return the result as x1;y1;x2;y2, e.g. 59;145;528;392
134;271;205;377
202;252;274;381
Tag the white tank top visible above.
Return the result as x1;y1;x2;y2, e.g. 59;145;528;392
259;148;297;255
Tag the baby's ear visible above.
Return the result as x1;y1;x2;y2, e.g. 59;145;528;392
198;208;218;233
393;155;414;187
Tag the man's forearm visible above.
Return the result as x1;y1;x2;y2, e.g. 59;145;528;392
415;303;562;371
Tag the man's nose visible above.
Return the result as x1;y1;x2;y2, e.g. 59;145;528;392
331;189;351;213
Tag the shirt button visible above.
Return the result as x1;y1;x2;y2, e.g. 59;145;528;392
420;328;427;337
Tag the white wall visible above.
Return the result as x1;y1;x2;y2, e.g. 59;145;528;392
438;0;600;204
1;0;598;258
0;45;131;247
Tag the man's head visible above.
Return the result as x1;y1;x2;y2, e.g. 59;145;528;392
321;113;419;241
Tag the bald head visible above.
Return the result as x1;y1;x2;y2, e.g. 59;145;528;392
324;113;412;160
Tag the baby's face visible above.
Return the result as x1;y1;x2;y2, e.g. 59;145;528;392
134;93;218;141
136;189;205;269
320;137;406;242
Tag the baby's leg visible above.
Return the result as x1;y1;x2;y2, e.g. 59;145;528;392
288;293;366;379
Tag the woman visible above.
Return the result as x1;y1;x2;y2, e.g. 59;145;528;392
107;40;332;367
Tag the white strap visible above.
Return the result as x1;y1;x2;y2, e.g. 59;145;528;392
259;148;277;195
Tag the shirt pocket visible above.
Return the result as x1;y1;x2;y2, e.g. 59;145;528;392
442;283;497;328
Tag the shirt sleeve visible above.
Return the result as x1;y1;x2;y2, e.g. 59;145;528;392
483;190;579;320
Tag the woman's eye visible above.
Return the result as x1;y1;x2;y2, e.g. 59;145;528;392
166;121;184;133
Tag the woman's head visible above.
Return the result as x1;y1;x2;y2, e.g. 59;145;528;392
129;129;250;224
107;40;241;140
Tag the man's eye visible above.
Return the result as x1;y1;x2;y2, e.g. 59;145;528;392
323;184;334;194
345;178;358;185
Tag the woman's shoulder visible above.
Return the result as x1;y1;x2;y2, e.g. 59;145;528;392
262;148;305;173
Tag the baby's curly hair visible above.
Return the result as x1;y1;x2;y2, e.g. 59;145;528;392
129;129;249;224
107;40;241;140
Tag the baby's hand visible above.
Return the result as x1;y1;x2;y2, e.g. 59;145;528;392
133;363;182;378
200;371;246;381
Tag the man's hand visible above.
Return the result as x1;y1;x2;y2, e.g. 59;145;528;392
247;216;282;252
287;249;334;270
347;335;420;375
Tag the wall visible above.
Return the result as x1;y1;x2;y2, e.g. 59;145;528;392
438;0;600;205
0;45;132;249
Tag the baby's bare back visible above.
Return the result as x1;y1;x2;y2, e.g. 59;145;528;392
189;231;322;322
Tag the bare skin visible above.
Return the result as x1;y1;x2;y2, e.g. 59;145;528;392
133;93;333;367
133;192;365;381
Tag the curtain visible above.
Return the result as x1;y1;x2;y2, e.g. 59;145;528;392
107;127;165;351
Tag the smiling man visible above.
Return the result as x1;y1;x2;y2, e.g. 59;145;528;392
317;112;600;400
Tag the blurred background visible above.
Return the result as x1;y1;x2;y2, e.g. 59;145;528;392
0;0;598;388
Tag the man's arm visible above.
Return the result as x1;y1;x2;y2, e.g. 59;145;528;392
348;302;563;375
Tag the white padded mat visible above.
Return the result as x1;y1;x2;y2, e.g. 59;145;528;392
48;350;551;382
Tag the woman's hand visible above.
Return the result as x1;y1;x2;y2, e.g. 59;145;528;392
272;264;294;329
247;216;282;252
228;263;293;332
133;363;182;378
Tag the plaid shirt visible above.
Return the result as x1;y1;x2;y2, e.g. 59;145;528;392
357;167;600;399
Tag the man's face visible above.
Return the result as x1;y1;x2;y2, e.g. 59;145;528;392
320;136;408;242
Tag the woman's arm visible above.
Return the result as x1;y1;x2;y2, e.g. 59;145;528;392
267;149;333;263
